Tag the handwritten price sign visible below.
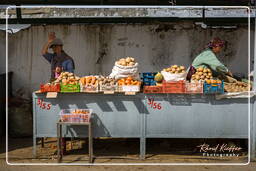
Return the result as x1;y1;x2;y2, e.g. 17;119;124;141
37;98;51;110
147;98;162;110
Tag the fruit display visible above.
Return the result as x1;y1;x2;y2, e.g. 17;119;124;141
118;76;141;86
80;76;99;92
54;72;80;85
116;57;136;66
154;72;164;83
205;79;222;84
98;76;118;91
191;67;213;82
80;76;98;86
224;81;251;92
40;82;60;92
162;65;186;74
71;109;90;114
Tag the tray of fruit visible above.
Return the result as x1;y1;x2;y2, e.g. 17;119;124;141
80;76;99;93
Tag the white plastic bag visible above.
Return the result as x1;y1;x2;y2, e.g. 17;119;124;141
161;71;187;82
110;62;139;79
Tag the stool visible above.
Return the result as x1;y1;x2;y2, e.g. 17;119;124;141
57;121;93;163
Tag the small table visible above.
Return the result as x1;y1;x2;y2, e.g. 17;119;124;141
57;121;93;163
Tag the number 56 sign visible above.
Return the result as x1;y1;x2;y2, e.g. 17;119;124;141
147;98;162;110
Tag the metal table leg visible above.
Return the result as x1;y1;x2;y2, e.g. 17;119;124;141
89;122;93;163
41;138;44;148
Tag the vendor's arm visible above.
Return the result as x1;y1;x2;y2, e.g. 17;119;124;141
196;50;228;73
41;32;55;63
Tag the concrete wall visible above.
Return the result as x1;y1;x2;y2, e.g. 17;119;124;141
1;22;254;98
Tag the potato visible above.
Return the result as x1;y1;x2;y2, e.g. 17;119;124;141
130;57;135;62
180;66;185;70
195;75;200;80
203;69;208;73
203;73;208;76
171;68;176;72
129;62;135;66
198;72;203;76
208;73;212;76
197;67;203;72
126;58;132;63
121;61;126;66
200;75;205;79
172;65;178;69
207;69;211;73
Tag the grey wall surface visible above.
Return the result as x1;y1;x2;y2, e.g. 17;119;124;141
1;22;254;98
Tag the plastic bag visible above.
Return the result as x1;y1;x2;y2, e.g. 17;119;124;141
110;62;139;79
161;71;187;82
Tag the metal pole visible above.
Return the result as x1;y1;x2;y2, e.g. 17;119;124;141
32;94;37;158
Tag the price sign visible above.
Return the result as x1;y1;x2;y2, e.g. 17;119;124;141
147;98;162;110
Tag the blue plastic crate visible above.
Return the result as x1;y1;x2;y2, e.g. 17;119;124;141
141;72;157;79
203;81;224;94
144;81;156;86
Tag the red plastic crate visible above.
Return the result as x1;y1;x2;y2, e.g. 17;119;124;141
162;81;185;93
59;109;92;123
143;86;163;93
40;83;60;92
185;82;203;94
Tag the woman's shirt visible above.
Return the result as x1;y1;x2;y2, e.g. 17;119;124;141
192;49;228;73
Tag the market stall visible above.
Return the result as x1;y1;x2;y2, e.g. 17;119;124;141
32;56;253;160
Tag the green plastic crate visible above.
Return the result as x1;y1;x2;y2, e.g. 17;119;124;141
60;83;80;93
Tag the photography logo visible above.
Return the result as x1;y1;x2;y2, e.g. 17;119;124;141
197;143;243;157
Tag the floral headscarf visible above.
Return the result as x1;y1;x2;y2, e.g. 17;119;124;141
207;37;225;49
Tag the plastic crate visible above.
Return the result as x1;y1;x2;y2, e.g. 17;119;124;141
99;82;118;92
121;85;140;92
141;72;157;79
59;109;92;123
185;82;203;94
162;80;185;93
80;83;99;93
143;86;163;93
60;84;80;93
40;83;60;92
203;81;224;94
141;72;157;86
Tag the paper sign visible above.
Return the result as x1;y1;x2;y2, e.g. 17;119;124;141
46;92;58;98
125;92;136;95
104;91;115;94
122;86;139;92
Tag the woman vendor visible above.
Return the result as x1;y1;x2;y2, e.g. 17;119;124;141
187;37;232;80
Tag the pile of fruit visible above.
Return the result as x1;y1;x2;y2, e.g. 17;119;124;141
116;57;136;66
205;79;222;84
54;72;80;85
118;76;141;86
191;67;213;82
80;76;98;87
98;76;117;87
154;72;164;85
163;65;186;74
224;81;251;92
71;109;90;114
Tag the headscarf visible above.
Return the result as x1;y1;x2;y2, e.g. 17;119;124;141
207;37;225;49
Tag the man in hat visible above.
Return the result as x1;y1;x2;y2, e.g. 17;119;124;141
41;32;75;79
